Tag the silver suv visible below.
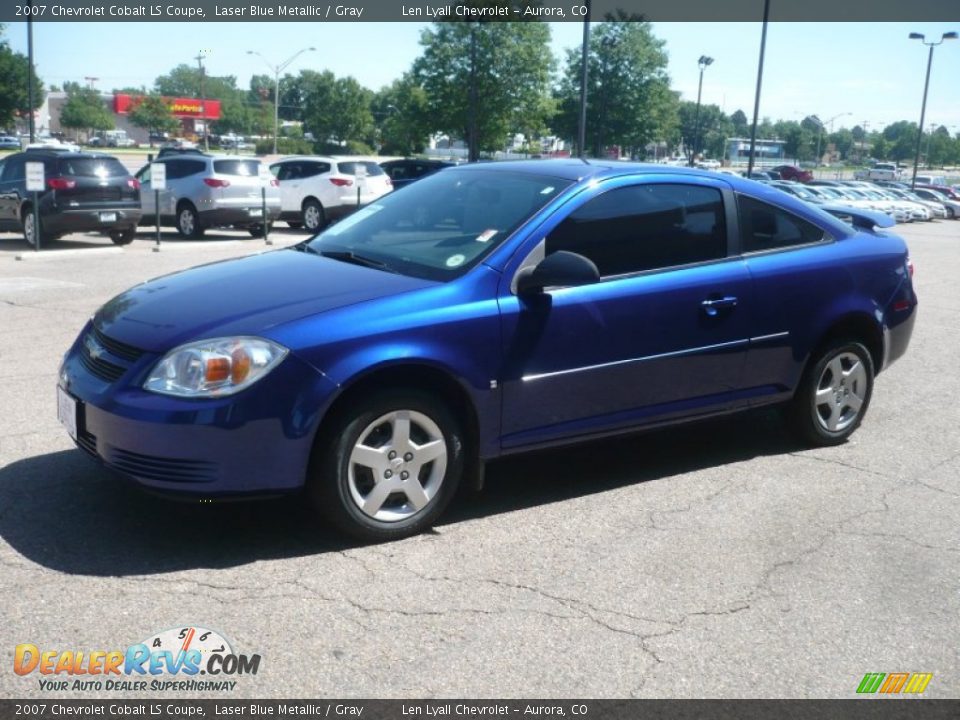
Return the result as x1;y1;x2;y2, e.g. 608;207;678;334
135;154;281;238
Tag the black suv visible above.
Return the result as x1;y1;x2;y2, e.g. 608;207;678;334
0;149;142;246
379;159;459;190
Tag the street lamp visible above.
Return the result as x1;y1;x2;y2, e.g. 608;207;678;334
195;51;208;151
247;47;316;155
908;31;957;189
690;55;713;166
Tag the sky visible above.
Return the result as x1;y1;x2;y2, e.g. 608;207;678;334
6;21;960;133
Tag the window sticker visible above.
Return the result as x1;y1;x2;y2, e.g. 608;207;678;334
445;254;466;268
475;229;498;243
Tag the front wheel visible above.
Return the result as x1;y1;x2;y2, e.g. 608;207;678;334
789;340;874;446
308;391;465;541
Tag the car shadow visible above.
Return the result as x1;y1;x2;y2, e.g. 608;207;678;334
0;409;800;577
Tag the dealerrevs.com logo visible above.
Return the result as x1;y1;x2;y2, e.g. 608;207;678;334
14;626;261;693
857;672;933;695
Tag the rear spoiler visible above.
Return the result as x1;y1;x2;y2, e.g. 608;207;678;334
819;204;896;230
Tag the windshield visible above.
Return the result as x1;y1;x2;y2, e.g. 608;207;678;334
305;168;571;280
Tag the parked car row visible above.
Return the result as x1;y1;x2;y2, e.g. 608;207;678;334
746;176;960;225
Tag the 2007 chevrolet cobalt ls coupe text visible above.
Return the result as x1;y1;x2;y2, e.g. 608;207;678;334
58;161;916;540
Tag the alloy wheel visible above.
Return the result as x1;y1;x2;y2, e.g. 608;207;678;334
346;409;448;523
813;351;868;433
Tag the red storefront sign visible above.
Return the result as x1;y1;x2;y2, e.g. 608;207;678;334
113;94;222;120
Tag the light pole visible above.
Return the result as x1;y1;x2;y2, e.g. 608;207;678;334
924;121;937;167
576;0;591;159
247;47;316;155
195;51;208;151
746;0;770;176
908;31;957;189
690;55;713;166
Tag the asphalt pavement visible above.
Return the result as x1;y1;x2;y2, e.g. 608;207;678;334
0;220;957;699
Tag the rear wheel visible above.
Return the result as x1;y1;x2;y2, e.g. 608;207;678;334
301;199;325;232
308;390;465;541
176;203;204;239
22;210;49;247
110;227;137;245
789;340;874;446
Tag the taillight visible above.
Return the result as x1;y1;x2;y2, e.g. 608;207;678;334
47;177;77;190
270;178;279;187
128;178;140;190
385;177;393;187
907;257;914;278
330;177;353;187
203;178;230;188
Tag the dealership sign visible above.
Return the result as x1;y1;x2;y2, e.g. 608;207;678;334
114;94;222;120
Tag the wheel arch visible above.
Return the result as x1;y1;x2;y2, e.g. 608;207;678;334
311;360;485;490
808;312;884;378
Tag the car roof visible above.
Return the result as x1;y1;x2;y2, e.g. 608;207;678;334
452;158;731;182
271;155;338;163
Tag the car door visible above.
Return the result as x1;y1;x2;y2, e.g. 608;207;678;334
273;161;301;213
0;156;26;229
497;177;754;449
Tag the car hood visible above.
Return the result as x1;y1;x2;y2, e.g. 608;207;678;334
94;248;436;353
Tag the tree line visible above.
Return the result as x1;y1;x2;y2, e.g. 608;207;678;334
4;20;960;166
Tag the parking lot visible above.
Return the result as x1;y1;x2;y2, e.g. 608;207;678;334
0;219;957;698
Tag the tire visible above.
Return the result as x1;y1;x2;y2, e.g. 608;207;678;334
286;221;303;229
789;340;874;446
176;202;204;239
301;199;325;232
22;210;49;247
110;227;137;245
308;390;465;541
247;222;272;238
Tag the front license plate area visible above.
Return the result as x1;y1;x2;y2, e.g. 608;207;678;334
248;208;263;218
57;386;78;441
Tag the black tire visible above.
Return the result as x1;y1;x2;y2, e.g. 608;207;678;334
301;198;325;232
286;221;303;229
247;222;273;238
789;340;874;446
308;390;465;542
21;209;49;247
176;202;204;239
110;227;137;245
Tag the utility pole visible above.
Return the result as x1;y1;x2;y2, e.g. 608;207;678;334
27;4;36;142
576;0;591;159
468;23;479;163
746;0;770;176
195;52;208;151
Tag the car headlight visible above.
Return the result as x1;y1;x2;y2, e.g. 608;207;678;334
144;337;288;398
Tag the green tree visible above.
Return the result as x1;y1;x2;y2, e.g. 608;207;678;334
154;64;251;135
730;109;749;136
827;128;854;160
60;85;114;139
0;29;44;129
675;101;729;161
128;94;180;144
554;18;676;158
373;74;431;155
414;18;554;160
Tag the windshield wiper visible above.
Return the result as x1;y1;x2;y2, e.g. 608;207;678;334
293;241;318;254
319;249;398;274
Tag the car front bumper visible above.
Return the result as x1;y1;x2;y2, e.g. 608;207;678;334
59;322;335;497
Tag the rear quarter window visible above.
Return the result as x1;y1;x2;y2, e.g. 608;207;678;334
214;159;259;177
739;195;827;253
338;161;385;177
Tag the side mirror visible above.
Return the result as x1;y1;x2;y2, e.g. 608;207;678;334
516;250;599;294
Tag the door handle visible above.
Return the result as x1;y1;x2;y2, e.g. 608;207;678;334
701;296;738;316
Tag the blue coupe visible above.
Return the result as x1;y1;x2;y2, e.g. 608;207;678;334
59;160;917;540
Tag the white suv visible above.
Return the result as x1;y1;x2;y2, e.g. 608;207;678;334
269;156;392;231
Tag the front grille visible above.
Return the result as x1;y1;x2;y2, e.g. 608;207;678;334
92;326;143;362
106;447;218;484
79;346;126;382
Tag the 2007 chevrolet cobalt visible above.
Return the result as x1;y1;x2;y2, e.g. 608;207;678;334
59;161;916;540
